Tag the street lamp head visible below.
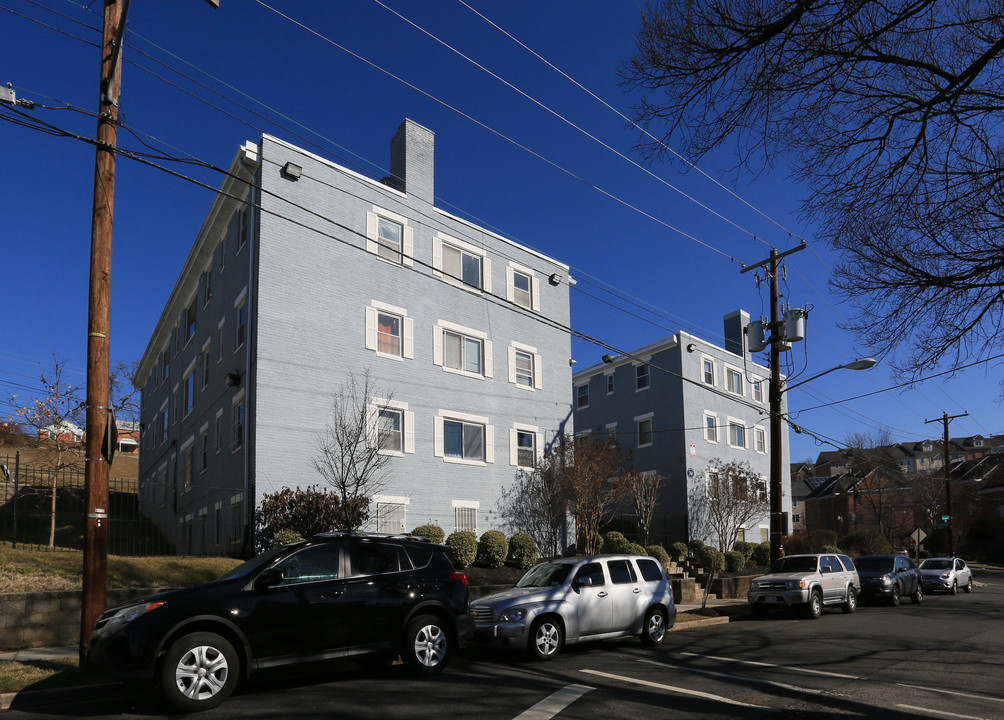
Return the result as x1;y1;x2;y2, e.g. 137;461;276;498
842;358;877;371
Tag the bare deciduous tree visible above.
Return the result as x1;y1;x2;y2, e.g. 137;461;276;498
309;372;393;531
689;459;768;553
7;355;83;547
623;470;662;547
495;466;568;560
623;2;1004;375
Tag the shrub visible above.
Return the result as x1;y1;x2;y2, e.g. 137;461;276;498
838;531;892;556
509;533;539;569
724;550;746;573
689;539;706;557
445;531;477;568
270;528;304;547
578;533;604;555
669;541;689;561
477;530;509;568
822;544;841;554
704;547;726;573
732;541;755;564
260;485;341;538
646;544;670;570
410;524;445;544
602;531;633;554
750;542;771;567
629;542;647;556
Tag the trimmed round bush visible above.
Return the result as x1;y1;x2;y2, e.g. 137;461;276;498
477;530;509;569
669;541;689;561
724;550;745;573
602;531;633;554
707;548;726;573
629;542;647;556
822;544;841;554
509;533;539;569
445;531;477;568
689;539;706;557
646;544;670;570
270;528;304;547
410;524;445;544
750;542;771;567
732;541;755;564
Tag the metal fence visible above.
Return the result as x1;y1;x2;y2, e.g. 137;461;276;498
1;453;177;556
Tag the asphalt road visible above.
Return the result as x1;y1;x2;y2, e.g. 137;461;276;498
7;567;1003;720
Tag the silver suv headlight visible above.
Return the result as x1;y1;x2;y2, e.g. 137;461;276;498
499;607;527;622
785;579;807;590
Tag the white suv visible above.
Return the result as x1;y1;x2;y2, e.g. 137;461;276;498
748;553;860;619
470;555;675;659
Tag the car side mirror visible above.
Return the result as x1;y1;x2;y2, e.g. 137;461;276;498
255;568;284;589
821;566;832;574
574;576;593;588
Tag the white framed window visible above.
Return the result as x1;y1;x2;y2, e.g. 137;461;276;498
199;424;209;474
238;202;252;252
704;412;718;443
575;383;589;409
453;501;479;533
751;377;765;403
161;349;170;384
754;427;767;454
366;206;414;266
701;356;716;386
434;321;492;378
365;302;414;359
369;398;415;456
232;391;245;452
202;268;212;307
605;373;614;394
201;341;211;389
185;300;197;344
726;366;743;396
509;423;542;468
508;341;542;389
728;418;747;449
635;412;654;448
435;411;493;465
234;289;248;352
605;422;617;440
159;401;169;445
434;233;490;291
214;409;223;454
636;363;651;391
183;363;196;418
506;263;539;311
374;495;409;533
217;318;225;363
180;437;194;491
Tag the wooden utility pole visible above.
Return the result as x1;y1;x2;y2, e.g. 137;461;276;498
925;411;968;557
80;0;124;664
741;243;805;563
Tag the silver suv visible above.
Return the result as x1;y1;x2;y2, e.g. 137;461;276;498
748;553;860;619
470;555;675;659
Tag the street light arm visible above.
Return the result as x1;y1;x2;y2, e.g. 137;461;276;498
784;358;877;391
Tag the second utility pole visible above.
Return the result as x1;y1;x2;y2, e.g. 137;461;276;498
925;410;968;557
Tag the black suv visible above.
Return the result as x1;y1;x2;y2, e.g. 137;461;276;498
87;533;473;711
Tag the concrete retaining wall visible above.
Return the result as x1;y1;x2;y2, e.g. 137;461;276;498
0;588;162;651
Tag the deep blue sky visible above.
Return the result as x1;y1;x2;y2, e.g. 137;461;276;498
2;0;999;461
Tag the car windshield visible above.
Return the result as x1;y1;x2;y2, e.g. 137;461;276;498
216;545;291;581
516;563;572;588
920;559;952;570
855;557;894;572
773;556;818;573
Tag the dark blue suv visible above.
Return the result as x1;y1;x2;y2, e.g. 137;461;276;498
87;533;473;711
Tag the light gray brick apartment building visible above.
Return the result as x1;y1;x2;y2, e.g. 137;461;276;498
571;311;790;549
135;120;573;555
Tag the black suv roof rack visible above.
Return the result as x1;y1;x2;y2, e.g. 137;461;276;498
311;530;433;543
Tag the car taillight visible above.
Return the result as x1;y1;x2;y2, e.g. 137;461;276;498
450;571;468;586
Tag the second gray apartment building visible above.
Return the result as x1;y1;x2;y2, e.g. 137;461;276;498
135;119;573;554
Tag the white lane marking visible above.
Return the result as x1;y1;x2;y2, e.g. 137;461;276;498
635;657;826;695
513;684;594;720
580;669;775;710
678;651;860;679
898;684;1004;705
897;703;989;720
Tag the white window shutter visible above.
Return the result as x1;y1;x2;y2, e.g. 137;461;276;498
433;326;443;366
483;258;492;294
485;425;494;463
536;432;544;462
531;276;541;311
403;317;414;359
365;403;377;448
507;346;517;384
434;416;444;457
432;237;443;275
366;212;378;255
404;411;415;453
484;341;493;378
509;428;518;466
505;266;515;302
403;225;414;266
365;306;377;350
534;354;543;389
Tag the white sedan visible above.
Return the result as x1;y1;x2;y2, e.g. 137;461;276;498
919;557;973;594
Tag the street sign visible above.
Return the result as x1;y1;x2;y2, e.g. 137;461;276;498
942;514;951;522
911;528;927;544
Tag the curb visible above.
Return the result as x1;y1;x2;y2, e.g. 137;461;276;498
1;681;126;712
670;615;731;630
